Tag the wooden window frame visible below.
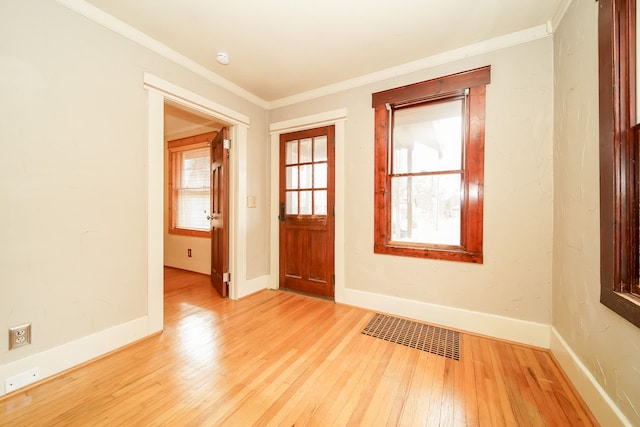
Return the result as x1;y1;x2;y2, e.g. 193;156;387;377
167;132;216;238
372;66;490;263
599;0;640;328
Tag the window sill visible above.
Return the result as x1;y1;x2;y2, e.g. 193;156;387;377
600;288;640;329
374;243;483;264
169;228;211;238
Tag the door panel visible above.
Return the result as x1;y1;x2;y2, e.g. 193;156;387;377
279;126;335;298
210;128;229;298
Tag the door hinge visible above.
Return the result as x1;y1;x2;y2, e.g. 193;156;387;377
333;205;335;217
333;274;335;285
223;272;230;283
223;139;231;150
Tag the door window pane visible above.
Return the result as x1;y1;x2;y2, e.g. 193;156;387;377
314;163;327;189
299;138;312;163
286;166;298;190
391;174;461;245
286;140;298;165
314;136;328;162
314;190;327;215
299;191;312;214
286;191;298;214
393;99;463;174
299;164;312;189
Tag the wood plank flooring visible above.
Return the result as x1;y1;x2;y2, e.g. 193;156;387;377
0;267;597;426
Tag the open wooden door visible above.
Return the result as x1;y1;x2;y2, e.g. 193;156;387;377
279;126;335;298
210;127;229;297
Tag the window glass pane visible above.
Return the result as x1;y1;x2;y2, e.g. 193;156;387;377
314;190;327;215
314;163;327;189
286;140;298;165
174;147;210;231
181;147;210;188
393;99;463;174
300;138;312;163
176;189;209;230
299;164;312;189
299;190;312;215
286;191;298;214
314;136;328;161
391;174;461;245
286;166;298;190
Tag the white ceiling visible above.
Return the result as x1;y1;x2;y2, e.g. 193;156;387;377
83;0;566;103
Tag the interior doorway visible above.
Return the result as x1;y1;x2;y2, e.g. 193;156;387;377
164;101;227;277
145;73;251;333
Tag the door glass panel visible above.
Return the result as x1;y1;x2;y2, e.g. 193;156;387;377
314;163;327;189
314;136;327;161
286;191;298;214
299;191;312;214
391;173;461;245
299;164;312;189
393;99;463;174
286;166;298;190
286;140;298;165
299;138;312;163
314;190;327;215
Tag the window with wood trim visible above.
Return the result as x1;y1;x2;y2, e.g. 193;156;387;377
599;0;640;328
373;66;490;263
168;132;215;238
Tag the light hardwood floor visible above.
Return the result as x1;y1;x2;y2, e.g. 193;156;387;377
1;267;597;426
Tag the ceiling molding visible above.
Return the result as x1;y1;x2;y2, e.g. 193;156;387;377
268;24;552;109
56;0;270;110
57;0;555;112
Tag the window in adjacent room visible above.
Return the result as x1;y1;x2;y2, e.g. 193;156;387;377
598;0;640;328
372;66;490;263
168;132;215;238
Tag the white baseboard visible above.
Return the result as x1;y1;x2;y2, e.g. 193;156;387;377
235;275;270;299
343;288;551;348
550;328;632;427
0;316;151;396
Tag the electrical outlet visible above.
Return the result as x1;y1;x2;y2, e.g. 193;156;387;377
9;323;31;350
188;248;192;257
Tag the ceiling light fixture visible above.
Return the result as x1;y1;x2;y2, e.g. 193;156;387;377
216;52;230;65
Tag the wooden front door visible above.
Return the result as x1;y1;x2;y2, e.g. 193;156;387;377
210;127;229;297
279;126;335;298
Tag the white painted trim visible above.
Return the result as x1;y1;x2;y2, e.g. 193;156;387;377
269;109;348;300
550;0;574;32
344;288;551;348
550;328;632;427
144;73;252;303
268;24;552;109
56;0;269;110
143;73;250;127
236;275;272;299
1;317;149;395
147;90;164;333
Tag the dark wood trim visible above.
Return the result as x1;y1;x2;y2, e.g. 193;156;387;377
598;0;640;327
373;67;490;263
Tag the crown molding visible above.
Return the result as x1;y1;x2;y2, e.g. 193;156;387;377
268;23;552;109
57;0;556;112
56;0;270;110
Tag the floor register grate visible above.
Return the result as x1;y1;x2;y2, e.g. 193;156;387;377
362;313;460;361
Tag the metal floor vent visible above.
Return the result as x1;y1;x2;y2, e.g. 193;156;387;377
362;313;460;361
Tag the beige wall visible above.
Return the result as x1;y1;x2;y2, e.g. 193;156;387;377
553;2;640;425
0;0;269;374
270;38;554;325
